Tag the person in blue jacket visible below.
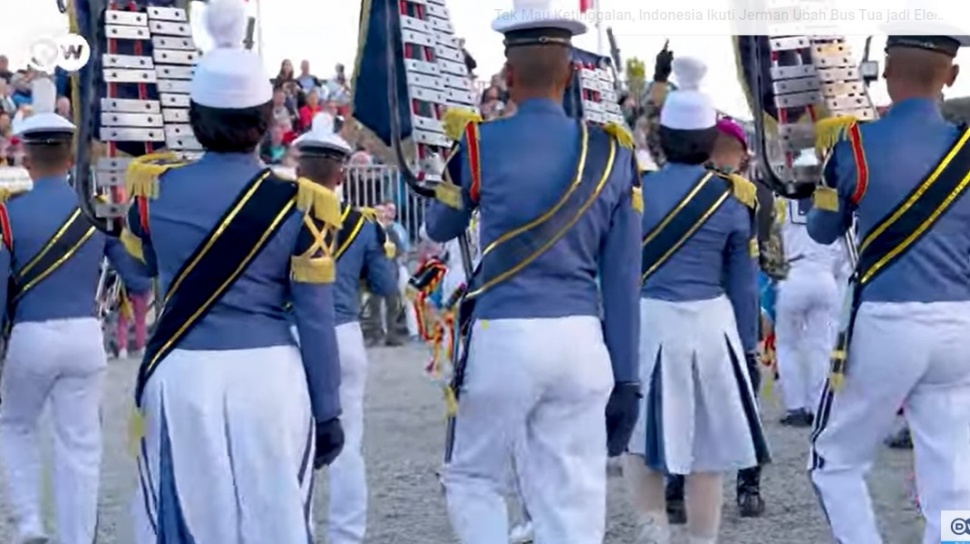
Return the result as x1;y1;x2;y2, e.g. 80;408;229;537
0;77;143;544
120;1;344;541
293;112;397;544
424;1;642;540
625;57;769;544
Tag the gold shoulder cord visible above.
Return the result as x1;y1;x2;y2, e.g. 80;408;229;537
291;178;343;283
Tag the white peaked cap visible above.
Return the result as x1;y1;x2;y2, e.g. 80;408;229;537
492;0;587;36
660;57;716;130
189;0;272;109
293;113;352;156
12;78;75;137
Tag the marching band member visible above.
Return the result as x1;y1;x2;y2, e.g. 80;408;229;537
664;117;769;522
293;112;397;544
774;155;847;428
122;1;344;540
424;0;643;540
808;32;970;544
626;57;769;544
0;77;138;544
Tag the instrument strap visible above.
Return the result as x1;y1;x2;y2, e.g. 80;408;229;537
135;170;296;405
640;172;732;283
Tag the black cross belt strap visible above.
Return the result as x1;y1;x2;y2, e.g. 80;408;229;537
11;207;96;303
640;172;732;283
135;171;298;405
330;204;366;260
856;126;970;287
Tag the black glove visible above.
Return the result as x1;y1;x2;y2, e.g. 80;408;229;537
653;40;674;82
744;352;762;395
314;417;345;469
605;382;642;457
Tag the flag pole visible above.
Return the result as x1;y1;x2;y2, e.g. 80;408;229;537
595;0;603;55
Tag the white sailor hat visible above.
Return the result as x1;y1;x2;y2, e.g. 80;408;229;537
492;0;587;47
293;112;352;159
659;57;716;131
189;0;272;109
11;77;75;141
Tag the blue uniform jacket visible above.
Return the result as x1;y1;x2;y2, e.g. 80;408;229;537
809;98;970;303
124;152;342;422
0;175;142;326
424;98;641;383
333;214;398;325
640;163;759;353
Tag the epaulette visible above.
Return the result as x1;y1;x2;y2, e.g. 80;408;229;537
814;115;858;156
358;206;397;259
294;177;342;226
714;171;758;209
291;179;342;284
812;116;861;213
602;121;635;149
125;152;189;199
441;107;482;141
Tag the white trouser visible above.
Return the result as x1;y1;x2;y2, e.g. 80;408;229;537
0;318;106;544
133;345;315;544
775;267;839;412
810;301;970;544
329;322;369;544
441;316;613;544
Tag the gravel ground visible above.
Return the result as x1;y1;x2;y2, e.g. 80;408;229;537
0;344;922;543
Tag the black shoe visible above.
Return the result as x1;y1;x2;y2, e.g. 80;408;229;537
667;498;686;525
666;475;686;525
779;409;812;427
737;489;765;518
385;337;405;347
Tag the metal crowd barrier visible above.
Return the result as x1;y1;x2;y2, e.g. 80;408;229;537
344;164;426;243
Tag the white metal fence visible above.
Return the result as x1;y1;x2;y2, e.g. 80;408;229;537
343;164;426;243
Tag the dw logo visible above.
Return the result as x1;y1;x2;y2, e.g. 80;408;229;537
28;34;91;73
942;511;970;542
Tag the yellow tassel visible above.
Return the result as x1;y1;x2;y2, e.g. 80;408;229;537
441;108;482;141
120;228;145;262
434;182;463;209
358;206;379;221
813;186;839;212
384;240;396;259
444;385;458;416
125;152;184;199
749;238;760;258
296;178;342;227
291;255;336;283
127;408;145;458
631;187;643;213
726;173;757;209
814;116;857;154
774;197;787;223
829;370;845;391
761;369;774;401
0;188;11;203
603;121;635;149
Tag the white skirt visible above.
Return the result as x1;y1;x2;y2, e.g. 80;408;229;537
133;345;315;544
628;296;770;474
